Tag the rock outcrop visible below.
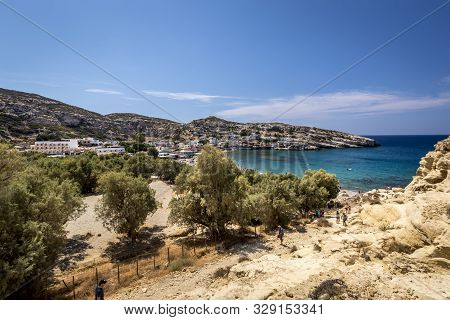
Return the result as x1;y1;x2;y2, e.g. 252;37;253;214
406;137;450;192
358;136;449;262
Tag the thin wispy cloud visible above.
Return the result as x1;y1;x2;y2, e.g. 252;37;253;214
217;90;450;120
121;96;145;101
84;88;124;95
441;75;450;84
142;90;241;103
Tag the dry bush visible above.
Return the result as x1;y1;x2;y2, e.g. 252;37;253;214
169;258;193;271
309;279;347;300
378;222;391;231
317;218;332;227
213;266;231;278
290;245;298;253
238;255;250;263
381;238;414;254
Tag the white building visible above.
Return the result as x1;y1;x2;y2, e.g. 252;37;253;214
78;137;102;147
31;139;79;155
178;149;195;158
95;147;126;155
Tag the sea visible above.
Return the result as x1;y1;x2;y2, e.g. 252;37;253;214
228;135;447;192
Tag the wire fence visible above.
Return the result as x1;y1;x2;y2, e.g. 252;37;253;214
53;239;219;300
9;237;221;300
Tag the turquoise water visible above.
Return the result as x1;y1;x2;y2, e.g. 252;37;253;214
229;135;447;192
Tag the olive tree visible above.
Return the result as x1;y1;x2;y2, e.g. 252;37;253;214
169;146;248;239
297;169;340;212
247;173;299;228
0;147;85;298
95;172;159;243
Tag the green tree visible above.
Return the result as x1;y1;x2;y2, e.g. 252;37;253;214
297;169;340;212
247;173;299;228
0;159;85;298
63;152;100;194
169;146;247;238
95;172;159;243
147;146;158;158
156;158;185;183
124;152;157;179
0;144;23;187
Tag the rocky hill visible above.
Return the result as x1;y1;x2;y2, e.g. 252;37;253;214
0;88;176;142
0;88;377;149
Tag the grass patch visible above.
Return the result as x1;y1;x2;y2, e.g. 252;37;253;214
168;258;193;271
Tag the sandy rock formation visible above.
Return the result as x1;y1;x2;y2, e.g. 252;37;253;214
358;136;449;261
407;136;450;192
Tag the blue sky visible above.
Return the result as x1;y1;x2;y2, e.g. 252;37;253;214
0;0;449;135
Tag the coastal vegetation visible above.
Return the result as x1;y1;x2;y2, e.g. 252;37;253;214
0;142;339;298
0;144;85;298
169;146;340;237
0;143;183;298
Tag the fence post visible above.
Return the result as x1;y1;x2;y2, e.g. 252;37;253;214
117;265;120;284
167;247;170;265
72;276;75;300
153;256;156;270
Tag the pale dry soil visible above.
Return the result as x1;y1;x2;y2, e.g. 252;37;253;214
110;206;449;300
63;180;174;265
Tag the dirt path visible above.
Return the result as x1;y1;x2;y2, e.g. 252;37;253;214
62;181;174;267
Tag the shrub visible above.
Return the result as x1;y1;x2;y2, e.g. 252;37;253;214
238;255;250;263
213;266;231;278
317;218;332;227
297;170;340;212
169;258;193;271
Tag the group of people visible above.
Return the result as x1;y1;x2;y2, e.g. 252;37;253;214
309;210;325;222
335;205;350;226
276;204;352;244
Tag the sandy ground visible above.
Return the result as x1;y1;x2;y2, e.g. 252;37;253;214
63;181;173;266
110;206;449;300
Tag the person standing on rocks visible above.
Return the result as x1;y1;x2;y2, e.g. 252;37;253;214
277;225;285;245
336;210;340;224
342;212;348;226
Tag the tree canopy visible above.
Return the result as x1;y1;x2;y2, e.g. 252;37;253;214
0;144;85;298
169;146;340;236
95;171;159;242
169;146;248;238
